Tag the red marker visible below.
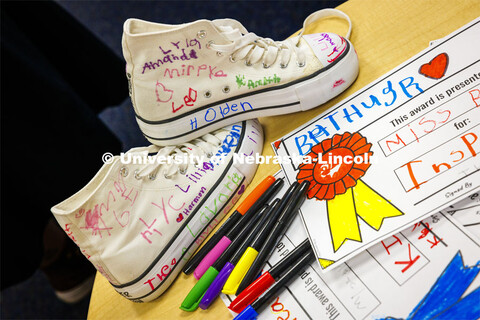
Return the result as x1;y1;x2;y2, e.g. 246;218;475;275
229;239;312;313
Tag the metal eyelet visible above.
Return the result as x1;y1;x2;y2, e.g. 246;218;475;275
134;170;141;180
204;90;212;98
216;51;223;57
280;63;288;69
179;168;187;175
222;86;230;93
206;40;215;49
127;73;131;79
229;55;237;63
148;173;156;180
206;152;213;158
263;63;270;69
197;30;207;39
297;61;306;68
163;172;172;179
245;61;252;67
120;167;128;177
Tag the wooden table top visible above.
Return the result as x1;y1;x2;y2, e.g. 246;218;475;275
87;0;480;318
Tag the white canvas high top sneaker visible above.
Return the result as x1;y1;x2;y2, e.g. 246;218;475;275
51;120;263;302
122;9;359;146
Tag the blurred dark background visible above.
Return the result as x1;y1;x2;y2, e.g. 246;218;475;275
0;1;345;318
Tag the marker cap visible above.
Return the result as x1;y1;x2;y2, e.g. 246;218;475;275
199;262;235;310
180;266;219;312
233;305;259;320
222;247;259;295
228;271;275;313
236;176;276;214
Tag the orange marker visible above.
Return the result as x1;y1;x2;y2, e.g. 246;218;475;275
182;175;276;275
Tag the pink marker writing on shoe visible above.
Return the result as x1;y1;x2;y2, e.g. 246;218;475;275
193;177;284;279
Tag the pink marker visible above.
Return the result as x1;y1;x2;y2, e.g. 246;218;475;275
194;236;231;279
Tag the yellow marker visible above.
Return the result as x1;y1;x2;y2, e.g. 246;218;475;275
222;247;259;295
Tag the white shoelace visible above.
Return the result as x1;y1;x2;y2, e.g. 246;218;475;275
209;9;352;68
134;132;223;180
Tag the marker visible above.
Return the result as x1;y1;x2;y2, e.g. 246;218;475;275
199;200;280;309
222;182;300;295
193;177;284;279
233;250;315;320
236;180;310;295
229;239;311;313
180;205;269;312
183;175;276;275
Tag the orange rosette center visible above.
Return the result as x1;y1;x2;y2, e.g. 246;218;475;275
296;132;373;201
313;147;354;185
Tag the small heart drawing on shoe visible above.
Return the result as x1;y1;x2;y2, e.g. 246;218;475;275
176;213;184;223
419;53;449;79
238;184;245;195
114;210;130;228
155;81;174;103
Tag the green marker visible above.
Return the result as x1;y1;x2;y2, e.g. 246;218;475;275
180;267;219;311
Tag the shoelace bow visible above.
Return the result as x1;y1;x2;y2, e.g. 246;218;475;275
135;132;224;180
210;9;352;68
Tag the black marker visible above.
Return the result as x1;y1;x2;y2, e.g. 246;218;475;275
236;180;310;294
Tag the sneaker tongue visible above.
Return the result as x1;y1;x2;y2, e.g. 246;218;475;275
212;18;248;35
302;33;346;67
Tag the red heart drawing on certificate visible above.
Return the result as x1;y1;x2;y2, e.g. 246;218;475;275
419;53;449;79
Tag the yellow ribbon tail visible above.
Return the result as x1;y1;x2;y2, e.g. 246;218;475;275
327;179;405;253
327;188;362;252
353;180;404;230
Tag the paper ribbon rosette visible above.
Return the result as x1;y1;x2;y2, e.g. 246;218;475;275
296;132;404;258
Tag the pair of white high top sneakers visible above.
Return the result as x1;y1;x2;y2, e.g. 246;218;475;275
51;8;358;302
